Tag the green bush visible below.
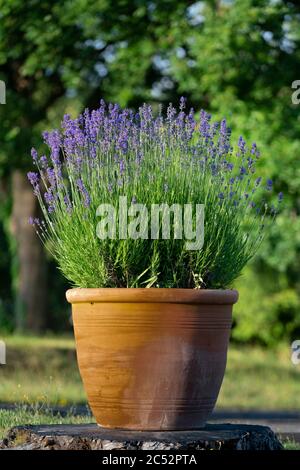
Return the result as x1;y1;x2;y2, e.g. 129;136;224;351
233;267;300;346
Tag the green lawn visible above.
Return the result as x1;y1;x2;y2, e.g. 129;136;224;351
0;334;84;405
219;343;300;410
0;407;93;440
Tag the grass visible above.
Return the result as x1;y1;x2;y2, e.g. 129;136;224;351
0;334;84;404
218;342;300;410
0;406;93;440
282;439;300;450
1;333;300;439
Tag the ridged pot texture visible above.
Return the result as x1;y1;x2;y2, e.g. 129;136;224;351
66;288;238;430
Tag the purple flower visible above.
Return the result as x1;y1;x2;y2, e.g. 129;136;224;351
119;159;125;176
238;136;246;155
167;103;176;122
47;168;56;186
76;178;91;207
43;129;61;166
218;118;231;154
266;179;273;190
44;189;56;213
27;172;40;195
179;96;186;111
251;142;260;158
31;148;38;163
199;110;211;138
255;177;262;186
64;194;72;214
44;190;55;205
247;157;254;169
278;192;283;202
28;217;41;226
27;171;39;186
211;163;218;176
136;152;143;165
39;155;48;169
117;132;128;154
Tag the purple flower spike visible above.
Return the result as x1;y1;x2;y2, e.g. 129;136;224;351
266;179;273;190
179;96;186;111
278;192;283;202
238;136;246;155
199;110;211;138
43;129;62;166
39;155;48;169
31;148;38;163
119;159;125;176
44;190;55;205
76;178;91;208
64;194;72;214
27;171;39;186
251;142;260;158
28;217;42;226
27;172;40;195
47;168;56;187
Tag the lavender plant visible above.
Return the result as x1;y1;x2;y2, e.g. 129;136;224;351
28;99;282;289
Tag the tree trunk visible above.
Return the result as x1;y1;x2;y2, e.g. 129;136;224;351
10;170;47;332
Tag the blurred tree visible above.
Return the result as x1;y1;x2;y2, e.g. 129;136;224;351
0;0;299;340
0;0;190;330
164;0;300;344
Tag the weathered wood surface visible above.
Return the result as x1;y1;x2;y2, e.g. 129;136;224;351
0;423;283;450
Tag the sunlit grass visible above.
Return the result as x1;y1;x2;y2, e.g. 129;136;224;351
218;343;300;410
282;438;300;450
0;333;85;405
0;406;94;440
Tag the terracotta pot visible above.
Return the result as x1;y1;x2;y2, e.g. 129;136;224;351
66;288;238;430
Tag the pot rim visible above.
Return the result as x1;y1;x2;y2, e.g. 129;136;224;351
66;288;238;305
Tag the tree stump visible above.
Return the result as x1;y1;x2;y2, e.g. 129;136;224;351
0;423;283;450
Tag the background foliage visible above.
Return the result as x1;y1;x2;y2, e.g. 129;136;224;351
0;0;300;344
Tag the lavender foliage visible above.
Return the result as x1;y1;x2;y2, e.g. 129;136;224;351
28;99;281;289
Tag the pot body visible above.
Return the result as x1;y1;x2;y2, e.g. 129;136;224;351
67;288;238;430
